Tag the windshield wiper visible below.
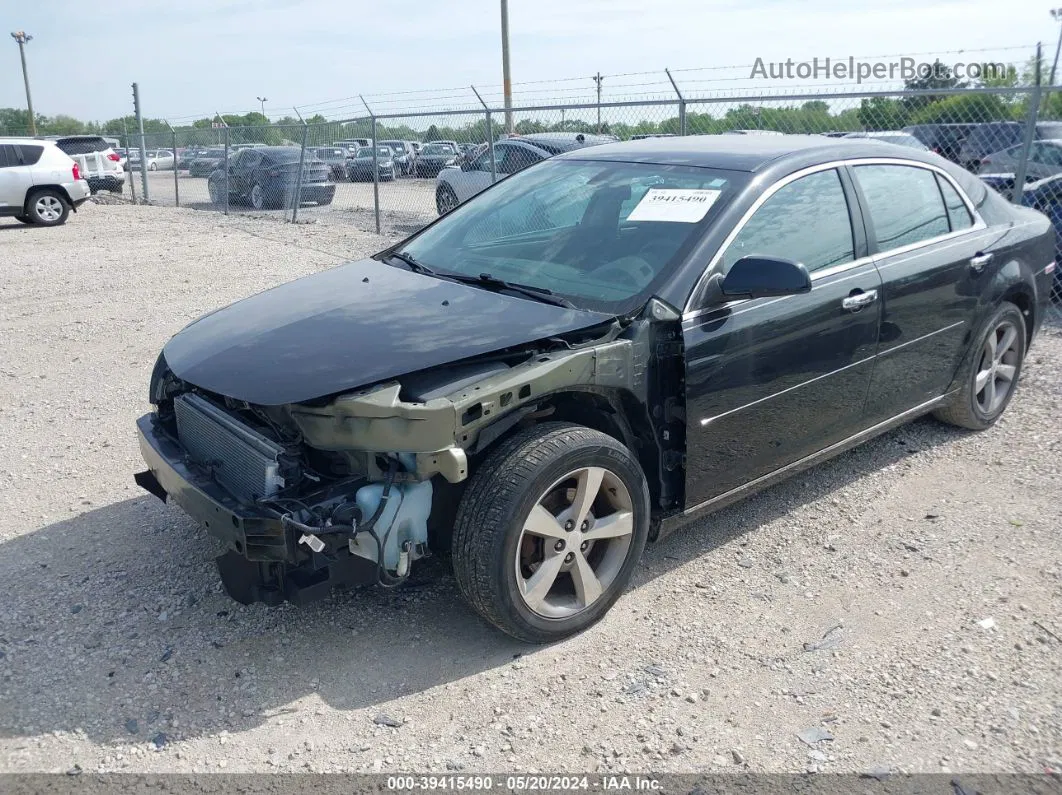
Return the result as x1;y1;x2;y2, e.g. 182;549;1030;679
445;272;576;309
384;249;437;276
384;254;575;309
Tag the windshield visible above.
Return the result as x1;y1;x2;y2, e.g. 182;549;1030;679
395;158;746;313
422;144;455;155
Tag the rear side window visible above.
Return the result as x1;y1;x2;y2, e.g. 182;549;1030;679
15;144;43;165
0;144;44;167
720;168;855;273
854;165;950;250
936;175;973;231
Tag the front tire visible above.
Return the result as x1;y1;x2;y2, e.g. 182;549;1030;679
451;423;650;643
149;162;158;172
250;182;266;210
26;189;70;226
934;302;1026;430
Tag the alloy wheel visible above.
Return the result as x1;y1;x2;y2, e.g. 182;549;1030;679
515;466;634;619
975;319;1020;414
35;195;63;223
250;183;264;210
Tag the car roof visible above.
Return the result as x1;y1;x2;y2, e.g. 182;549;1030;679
0;137;55;146
555;133;948;173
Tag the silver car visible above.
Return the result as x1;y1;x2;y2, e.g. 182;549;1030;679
0;138;92;226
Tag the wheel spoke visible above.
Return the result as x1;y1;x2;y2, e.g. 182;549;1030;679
523;504;567;540
520;552;565;611
982;374;996;411
995;363;1016;383
570;551;603;607
995;325;1017;361
981;337;995;369
582;510;634;541
569;467;604;529
974;368;992;392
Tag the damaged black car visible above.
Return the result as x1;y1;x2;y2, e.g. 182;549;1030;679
136;136;1054;642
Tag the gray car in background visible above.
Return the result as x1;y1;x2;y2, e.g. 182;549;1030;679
978;140;1062;181
378;140;416;175
309;147;351;181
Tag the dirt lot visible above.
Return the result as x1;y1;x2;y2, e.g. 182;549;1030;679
121;170;438;237
0;202;1060;776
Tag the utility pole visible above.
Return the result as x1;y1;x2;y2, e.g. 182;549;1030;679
500;0;513;135
593;72;604;133
10;31;36;135
257;96;268;116
1050;10;1062;90
132;82;149;202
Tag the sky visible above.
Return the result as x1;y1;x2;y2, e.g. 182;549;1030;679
0;0;1054;123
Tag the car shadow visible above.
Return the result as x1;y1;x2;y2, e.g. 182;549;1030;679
0;417;960;746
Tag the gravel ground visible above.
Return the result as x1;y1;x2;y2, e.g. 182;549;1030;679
0;202;1060;777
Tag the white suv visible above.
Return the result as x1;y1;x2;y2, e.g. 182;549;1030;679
51;135;126;194
0;139;92;226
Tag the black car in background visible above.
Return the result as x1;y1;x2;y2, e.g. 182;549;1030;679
188;149;228;177
136;136;1053;643
413;142;458;177
207;146;335;209
309;147;350;181
347;145;397;181
903;123;974;163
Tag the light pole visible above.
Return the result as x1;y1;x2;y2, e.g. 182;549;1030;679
500;0;513;134
257;96;268;116
593;72;604;133
1050;10;1062;89
10;31;36;136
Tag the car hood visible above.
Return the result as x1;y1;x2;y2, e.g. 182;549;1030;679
162;258;613;406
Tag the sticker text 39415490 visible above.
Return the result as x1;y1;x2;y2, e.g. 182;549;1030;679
626;188;722;223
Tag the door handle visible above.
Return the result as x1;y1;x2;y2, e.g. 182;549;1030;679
841;289;878;311
970;252;993;273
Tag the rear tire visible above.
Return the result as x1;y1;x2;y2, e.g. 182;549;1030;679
451;423;650;643
436;184;459;215
25;189;70;226
934;302;1026;430
250;182;266;210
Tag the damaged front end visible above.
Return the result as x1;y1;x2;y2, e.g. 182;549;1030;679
134;314;677;606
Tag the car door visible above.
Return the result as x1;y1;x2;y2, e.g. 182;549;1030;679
234;150;261;197
848;161;989;424
0;144;33;212
682;166;882;507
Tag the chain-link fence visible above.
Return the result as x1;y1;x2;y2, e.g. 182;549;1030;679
106;83;1061;320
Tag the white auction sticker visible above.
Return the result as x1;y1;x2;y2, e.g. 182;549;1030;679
627;188;722;223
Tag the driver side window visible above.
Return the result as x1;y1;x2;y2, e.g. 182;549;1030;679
719;169;855;274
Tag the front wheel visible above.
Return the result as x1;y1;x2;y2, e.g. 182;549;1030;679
250;182;266;210
451;423;650;643
934;302;1026;430
208;178;225;206
149;162;158;172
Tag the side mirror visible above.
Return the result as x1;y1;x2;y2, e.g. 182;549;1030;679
721;256;811;299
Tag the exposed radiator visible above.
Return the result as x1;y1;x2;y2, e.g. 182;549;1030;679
174;393;286;503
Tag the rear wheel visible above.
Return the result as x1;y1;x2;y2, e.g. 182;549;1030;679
26;190;70;226
250;182;266;210
451;423;650;643
149;162;158;172
934;302;1026;430
436;183;459;215
208;177;225;207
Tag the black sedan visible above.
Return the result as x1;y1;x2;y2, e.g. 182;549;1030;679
413;142;458;177
347;145;396;182
136;136;1053;643
187;149;227;177
207;146;335;210
309;146;351;181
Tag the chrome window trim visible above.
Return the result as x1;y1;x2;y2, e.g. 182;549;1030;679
682;156;987;319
